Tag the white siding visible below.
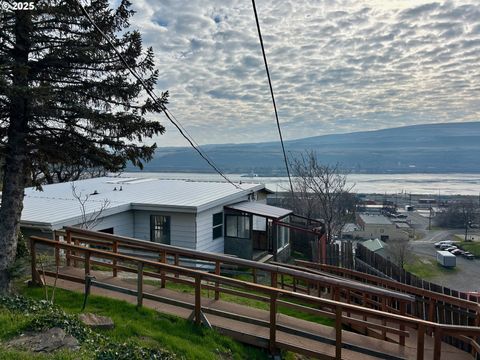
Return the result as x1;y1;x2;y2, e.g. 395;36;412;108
196;205;225;254
73;211;134;237
133;210;196;249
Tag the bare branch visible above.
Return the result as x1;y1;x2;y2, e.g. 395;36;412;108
71;182;109;229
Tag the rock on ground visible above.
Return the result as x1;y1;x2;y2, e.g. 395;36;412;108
5;327;79;352
79;312;115;330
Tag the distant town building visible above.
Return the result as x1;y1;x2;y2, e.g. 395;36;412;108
342;214;409;241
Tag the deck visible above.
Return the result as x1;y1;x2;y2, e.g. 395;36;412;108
29;228;480;360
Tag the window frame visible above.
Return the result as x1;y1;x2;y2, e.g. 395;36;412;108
212;212;223;240
150;215;171;244
225;214;251;239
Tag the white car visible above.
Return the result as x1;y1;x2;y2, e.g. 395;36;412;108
439;243;457;250
435;240;454;248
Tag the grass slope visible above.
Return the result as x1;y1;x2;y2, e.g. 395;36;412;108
1;285;268;360
404;257;457;279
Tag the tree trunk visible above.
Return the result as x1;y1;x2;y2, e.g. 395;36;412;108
0;11;31;293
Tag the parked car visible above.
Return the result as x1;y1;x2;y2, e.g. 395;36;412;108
445;246;458;252
440;243;456;250
435;240;455;248
463;252;475;260
450;249;464;256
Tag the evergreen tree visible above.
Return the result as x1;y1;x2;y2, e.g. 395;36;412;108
0;0;168;292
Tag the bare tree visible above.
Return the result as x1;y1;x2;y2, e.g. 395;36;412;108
289;173;319;222
436;200;478;240
32;162;108;185
290;150;355;243
71;183;110;229
386;240;412;269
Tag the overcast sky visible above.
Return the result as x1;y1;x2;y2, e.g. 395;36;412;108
127;0;480;147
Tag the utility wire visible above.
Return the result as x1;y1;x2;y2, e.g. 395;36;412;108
74;0;241;189
251;0;294;197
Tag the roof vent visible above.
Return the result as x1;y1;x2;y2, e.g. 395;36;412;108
119;186;123;191
113;187;117;191
91;190;99;195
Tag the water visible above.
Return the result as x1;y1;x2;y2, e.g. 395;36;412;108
119;172;480;196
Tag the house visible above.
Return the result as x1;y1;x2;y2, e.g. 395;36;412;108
342;214;409;241
20;177;294;261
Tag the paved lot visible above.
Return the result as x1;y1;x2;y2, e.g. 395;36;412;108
410;240;480;292
404;210;480;292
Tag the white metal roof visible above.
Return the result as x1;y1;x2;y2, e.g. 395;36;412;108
225;201;292;219
20;177;263;228
359;214;393;225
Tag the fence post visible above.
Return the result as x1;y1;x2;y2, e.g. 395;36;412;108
335;305;342;360
214;260;220;300
174;254;179;278
195;275;201;326
381;297;387;340
428;299;436;336
66;230;71;266
54;234;60;269
73;238;79;267
363;293;369;334
269;292;278;354
112;241;118;277
399;301;406;346
271;271;277;288
433;327;442;360
160;251;166;288
137;262;144;308
85;251;91;276
417;324;425;360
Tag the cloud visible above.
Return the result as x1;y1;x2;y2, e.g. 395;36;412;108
126;0;480;147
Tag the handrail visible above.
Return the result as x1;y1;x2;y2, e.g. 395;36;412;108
60;227;414;302
295;260;480;312
31;236;480;360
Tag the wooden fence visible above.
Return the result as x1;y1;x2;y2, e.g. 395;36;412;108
56;227;412;308
297;247;480;354
30;233;480;360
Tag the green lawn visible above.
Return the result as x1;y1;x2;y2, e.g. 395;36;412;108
457;241;480;257
404;257;457;279
138;277;333;327
1;285;268;360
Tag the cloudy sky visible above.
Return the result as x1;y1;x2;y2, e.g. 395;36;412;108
125;0;480;147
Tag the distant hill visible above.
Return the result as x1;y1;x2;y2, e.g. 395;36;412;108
128;122;480;175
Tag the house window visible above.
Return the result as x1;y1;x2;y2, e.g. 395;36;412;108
150;215;170;244
225;214;250;239
277;218;290;252
212;212;223;240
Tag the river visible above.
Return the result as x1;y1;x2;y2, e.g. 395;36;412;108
120;172;480;196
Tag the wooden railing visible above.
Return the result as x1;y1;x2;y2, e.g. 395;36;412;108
57;227;414;312
31;235;480;360
294;260;480;323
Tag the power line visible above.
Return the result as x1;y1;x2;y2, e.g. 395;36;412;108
251;0;294;197
74;0;242;190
